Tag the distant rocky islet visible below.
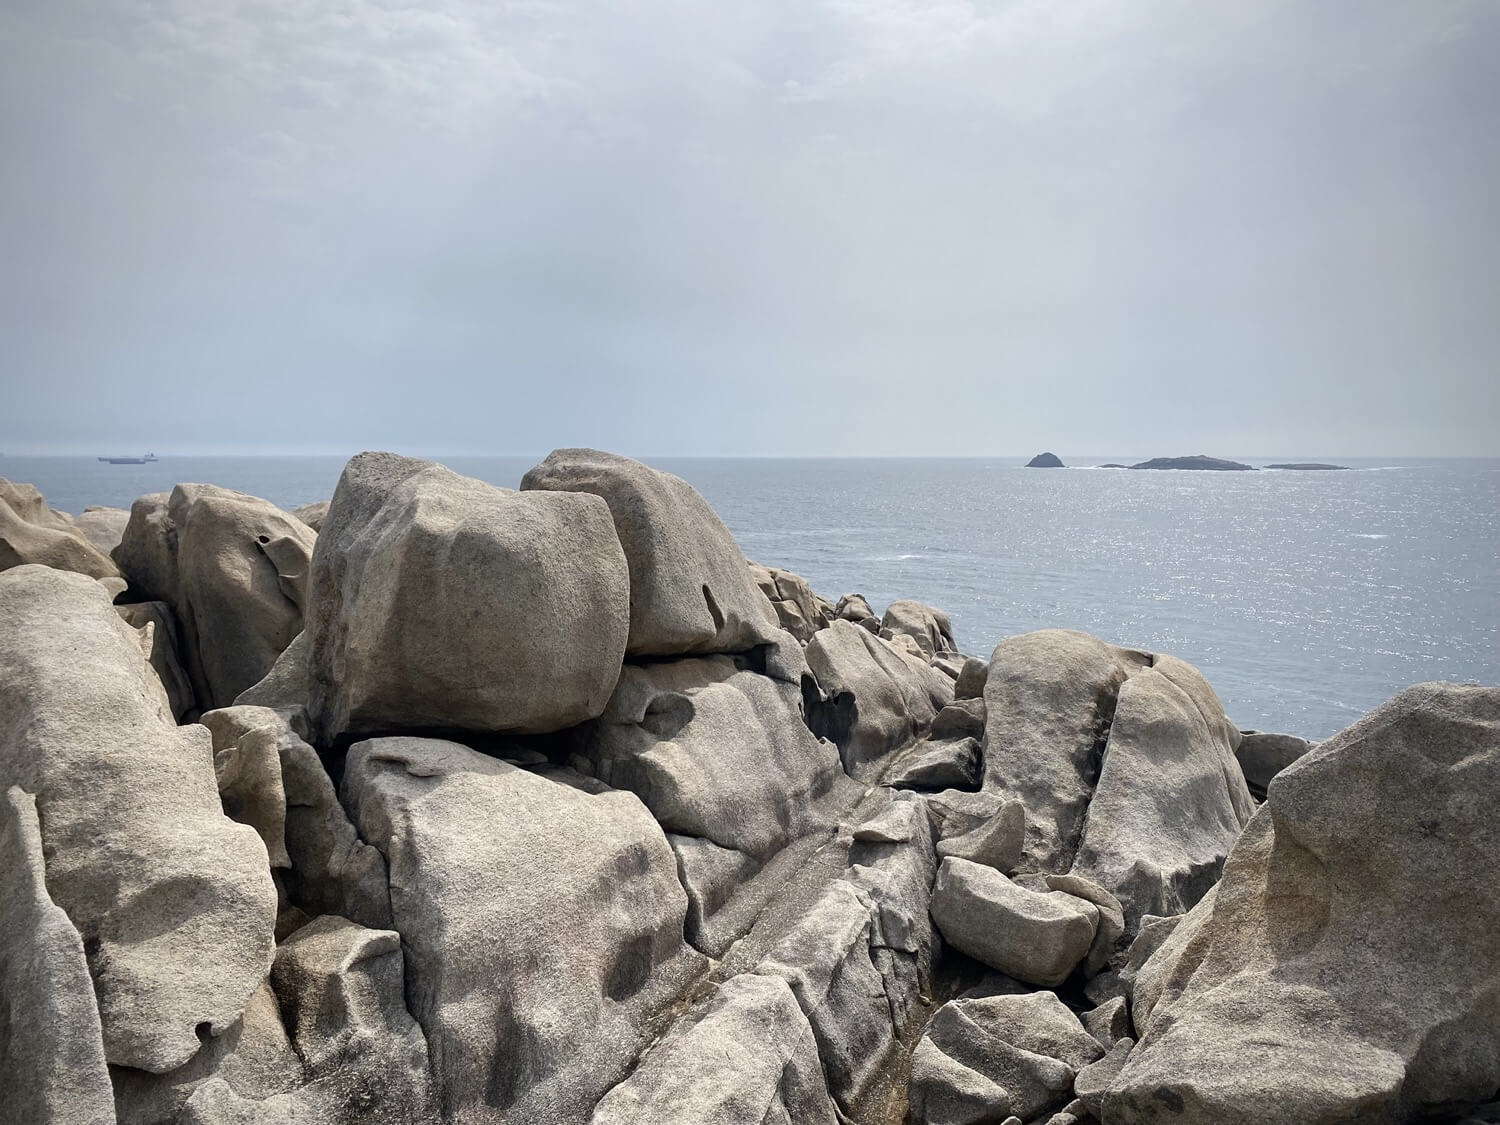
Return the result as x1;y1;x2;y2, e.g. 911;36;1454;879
1025;452;1352;471
0;454;1494;1125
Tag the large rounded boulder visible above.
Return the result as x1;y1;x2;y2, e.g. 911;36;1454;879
306;452;631;742
521;448;779;658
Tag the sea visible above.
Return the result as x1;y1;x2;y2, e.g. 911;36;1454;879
5;454;1496;742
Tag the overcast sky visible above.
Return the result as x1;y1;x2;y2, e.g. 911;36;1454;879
2;0;1497;457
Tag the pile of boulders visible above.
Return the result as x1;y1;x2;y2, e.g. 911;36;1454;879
1;452;1495;1125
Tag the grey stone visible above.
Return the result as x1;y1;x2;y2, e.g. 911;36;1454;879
749;561;830;643
291;499;330;531
1043;874;1125;978
930;858;1097;987
589;973;838;1125
0;786;115;1125
667;833;761;954
115;600;197;720
888;737;981;790
931;696;986;741
521;448;779;657
909;991;1100;1124
1069;661;1254;927
805;618;954;780
342;736;706;1125
201;706;392;930
834;592;879;628
112;982;303;1125
264;915;436;1123
74;505;131;556
306;452;630;741
576;656;854;862
1234;729;1314;799
0;566;277;1074
1;482;120;579
954;656;989;700
935;798;1026;874
1103;683;1500;1124
981;630;1150;871
1125;897;1211;1038
881;599;958;659
1081;997;1130;1049
233;628;309;712
113;484;317;709
753;879;895;1116
1073;1037;1132;1118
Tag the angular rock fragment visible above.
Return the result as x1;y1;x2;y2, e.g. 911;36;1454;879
589;973;839;1125
522;448;779;657
749;561;830;642
0;786;115;1125
930;696;986;741
881;598;957;659
307;452;630;740
929;858;1097;987
291;499;330;531
805;619;954;780
114;484;317;709
887;736;981;790
0;565;277;1074
342;737;706;1124
909;991;1102;1124
1103;683;1500;1125
934;797;1025;874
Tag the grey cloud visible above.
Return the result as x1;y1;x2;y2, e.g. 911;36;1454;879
1;0;1496;455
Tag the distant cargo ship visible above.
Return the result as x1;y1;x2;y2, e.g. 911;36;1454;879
98;453;159;464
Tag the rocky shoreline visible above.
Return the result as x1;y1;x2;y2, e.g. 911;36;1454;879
0;453;1496;1125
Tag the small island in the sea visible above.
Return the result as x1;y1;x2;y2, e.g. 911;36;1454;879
1025;452;1064;468
1265;462;1350;470
1130;455;1256;471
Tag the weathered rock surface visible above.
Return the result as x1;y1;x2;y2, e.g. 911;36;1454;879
981;630;1149;870
0;565;277;1074
753;879;895;1115
342;736;706;1125
202;706;392;930
1069;661;1254;926
887;736;981;790
0;786;115;1125
115;599;197;720
291;499;331;530
929;858;1097;987
980;632;1252;929
74;505;132;555
522;448;778;657
806;618;954;780
935;796;1025;873
576;655;854;863
1103;683;1500;1124
881;598;958;659
306;452;630;741
257;915;436;1123
113;484;317;709
233;628;309;712
749;561;830;642
589;973;838;1125
1;481;121;579
1235;729;1314;799
909;991;1102;1124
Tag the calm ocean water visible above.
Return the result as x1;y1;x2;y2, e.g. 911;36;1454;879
6;454;1496;741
